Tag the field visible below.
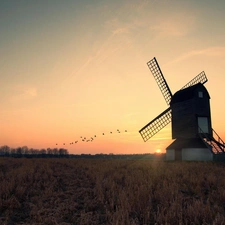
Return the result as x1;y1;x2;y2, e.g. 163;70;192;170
0;158;225;225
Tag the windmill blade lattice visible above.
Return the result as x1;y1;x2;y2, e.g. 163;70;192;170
147;57;172;105
181;71;207;90
139;107;172;142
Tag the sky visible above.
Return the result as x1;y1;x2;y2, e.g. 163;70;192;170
1;0;225;154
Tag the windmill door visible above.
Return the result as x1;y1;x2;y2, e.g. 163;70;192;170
198;117;209;133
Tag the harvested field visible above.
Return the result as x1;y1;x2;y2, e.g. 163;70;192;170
0;158;225;225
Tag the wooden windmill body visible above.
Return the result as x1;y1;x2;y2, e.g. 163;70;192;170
139;57;225;161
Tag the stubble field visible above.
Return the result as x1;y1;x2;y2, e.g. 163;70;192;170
0;157;225;225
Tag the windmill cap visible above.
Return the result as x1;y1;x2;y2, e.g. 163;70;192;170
170;83;210;105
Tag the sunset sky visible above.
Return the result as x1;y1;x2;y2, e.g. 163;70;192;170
1;0;225;154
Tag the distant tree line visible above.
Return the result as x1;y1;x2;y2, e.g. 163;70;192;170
0;145;166;160
0;145;69;158
69;153;166;160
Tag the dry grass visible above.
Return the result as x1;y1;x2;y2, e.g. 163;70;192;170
0;158;225;225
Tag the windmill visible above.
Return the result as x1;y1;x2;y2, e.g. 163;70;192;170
139;57;225;161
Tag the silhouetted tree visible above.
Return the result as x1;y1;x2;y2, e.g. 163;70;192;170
22;146;29;155
11;148;16;156
0;145;10;156
47;148;53;155
53;148;59;155
16;147;22;156
59;148;68;156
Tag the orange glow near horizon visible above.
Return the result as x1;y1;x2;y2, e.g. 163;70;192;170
1;1;225;154
155;149;162;154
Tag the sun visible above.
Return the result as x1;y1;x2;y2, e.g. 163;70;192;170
155;149;161;153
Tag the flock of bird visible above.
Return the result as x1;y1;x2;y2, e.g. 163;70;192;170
55;129;128;146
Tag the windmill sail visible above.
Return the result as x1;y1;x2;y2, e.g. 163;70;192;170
147;57;172;105
181;71;207;90
139;107;171;142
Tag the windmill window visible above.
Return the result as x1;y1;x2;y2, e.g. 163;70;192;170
198;91;203;98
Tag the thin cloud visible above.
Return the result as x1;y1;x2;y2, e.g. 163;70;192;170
8;85;37;101
108;1;196;39
64;0;155;82
22;87;37;97
106;18;137;36
76;102;96;108
166;47;225;65
124;112;140;117
64;0;196;82
0;108;30;116
66;24;134;81
151;13;195;38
